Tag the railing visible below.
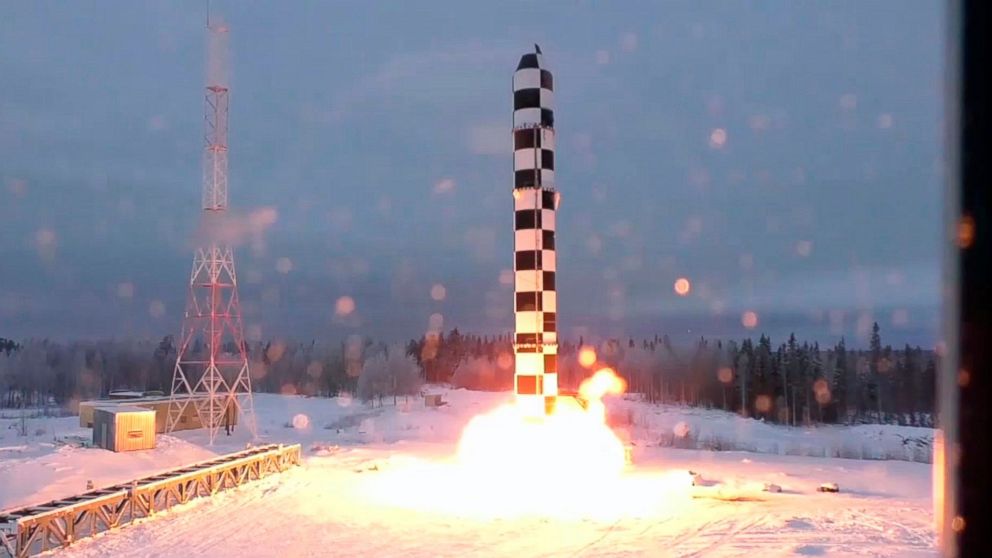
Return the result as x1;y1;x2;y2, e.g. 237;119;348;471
0;443;301;558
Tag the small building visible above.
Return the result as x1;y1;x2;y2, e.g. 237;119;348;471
92;406;156;452
424;393;446;408
79;395;233;433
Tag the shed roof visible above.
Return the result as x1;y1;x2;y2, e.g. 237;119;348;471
81;394;208;406
95;405;155;415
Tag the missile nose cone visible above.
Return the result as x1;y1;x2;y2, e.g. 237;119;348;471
517;48;542;70
535;43;542;54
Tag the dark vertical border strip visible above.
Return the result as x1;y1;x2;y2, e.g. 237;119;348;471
952;0;992;555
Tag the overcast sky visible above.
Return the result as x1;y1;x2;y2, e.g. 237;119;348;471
0;1;945;347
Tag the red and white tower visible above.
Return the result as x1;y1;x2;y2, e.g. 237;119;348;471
168;22;256;444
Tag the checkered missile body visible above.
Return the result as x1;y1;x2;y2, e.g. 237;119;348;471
512;45;559;417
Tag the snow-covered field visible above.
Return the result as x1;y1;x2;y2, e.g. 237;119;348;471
0;390;937;557
609;398;934;463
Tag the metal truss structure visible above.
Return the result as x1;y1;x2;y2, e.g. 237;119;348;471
0;444;301;558
168;23;256;444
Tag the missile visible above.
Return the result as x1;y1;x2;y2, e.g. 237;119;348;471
512;44;560;417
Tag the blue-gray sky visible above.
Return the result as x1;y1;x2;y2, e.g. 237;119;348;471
0;1;944;347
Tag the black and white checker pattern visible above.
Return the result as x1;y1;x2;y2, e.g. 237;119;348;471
512;45;558;415
512;45;555;190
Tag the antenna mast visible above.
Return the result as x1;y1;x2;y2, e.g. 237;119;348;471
168;18;256;444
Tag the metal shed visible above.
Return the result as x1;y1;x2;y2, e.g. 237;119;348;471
92;406;156;452
79;395;229;433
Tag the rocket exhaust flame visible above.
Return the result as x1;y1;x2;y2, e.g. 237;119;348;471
457;368;629;485
364;367;694;520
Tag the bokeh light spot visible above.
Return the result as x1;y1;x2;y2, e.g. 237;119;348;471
496;352;513;370
709;128;727;149
578;346;597;368
755;394;772;413
814;379;831;405
306;361;324;378
266;341;287;363
335;296;355;317
958;215;975;248
116;282;135;300
276;257;294;274
34;228;57;260
430;283;447;301
433;178;456;194
148;300;166;318
291;413;310;429
741;311;759;329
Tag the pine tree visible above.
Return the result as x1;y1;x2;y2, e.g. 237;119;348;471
868;322;882;418
784;333;800;425
810;342;823;422
832;338;848;423
736;338;754;416
922;353;937;416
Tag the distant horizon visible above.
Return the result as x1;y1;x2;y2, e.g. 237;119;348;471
0;317;935;352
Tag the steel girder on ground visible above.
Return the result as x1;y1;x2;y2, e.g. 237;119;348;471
0;444;301;558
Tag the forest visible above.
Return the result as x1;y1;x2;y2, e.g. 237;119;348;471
0;321;936;427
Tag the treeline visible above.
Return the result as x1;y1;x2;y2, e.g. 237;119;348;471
407;323;937;427
0;338;17;355
0;337;403;408
0;323;936;426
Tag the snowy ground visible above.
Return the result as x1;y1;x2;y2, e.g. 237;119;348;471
609;398;934;463
0;390;936;557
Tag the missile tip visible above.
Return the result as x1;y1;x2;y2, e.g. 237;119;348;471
535;43;542;54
